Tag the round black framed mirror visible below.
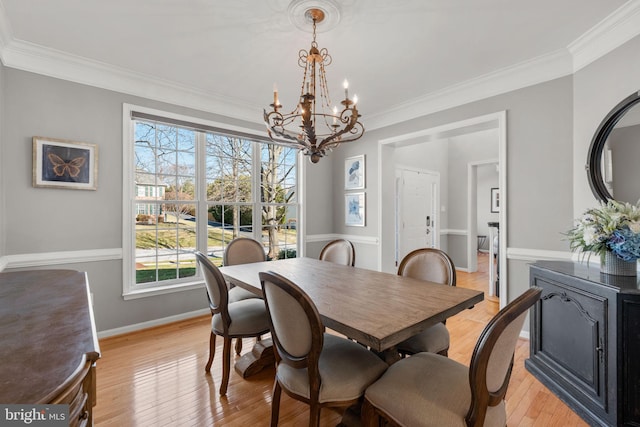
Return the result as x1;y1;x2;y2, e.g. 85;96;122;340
587;90;640;204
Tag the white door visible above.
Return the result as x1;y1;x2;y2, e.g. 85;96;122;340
396;168;439;265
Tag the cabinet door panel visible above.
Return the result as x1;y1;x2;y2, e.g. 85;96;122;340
533;278;607;411
624;300;640;425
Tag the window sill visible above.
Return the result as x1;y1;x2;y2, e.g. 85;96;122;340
123;280;204;300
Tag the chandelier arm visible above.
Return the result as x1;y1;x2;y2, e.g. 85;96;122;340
264;109;313;150
317;120;364;151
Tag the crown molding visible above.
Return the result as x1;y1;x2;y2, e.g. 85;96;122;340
0;37;262;125
0;2;638;131
366;49;573;131
569;0;640;72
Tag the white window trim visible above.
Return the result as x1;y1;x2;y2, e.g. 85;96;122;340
122;103;304;299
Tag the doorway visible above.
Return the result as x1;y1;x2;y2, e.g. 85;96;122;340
378;111;507;308
468;160;499;296
395;167;440;267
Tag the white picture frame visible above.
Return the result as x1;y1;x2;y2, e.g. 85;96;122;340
345;154;365;190
32;136;98;190
345;192;365;227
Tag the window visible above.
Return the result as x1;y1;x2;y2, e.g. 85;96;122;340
123;105;300;298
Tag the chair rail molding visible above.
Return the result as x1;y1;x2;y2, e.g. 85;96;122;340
0;248;122;270
506;247;574;262
306;234;379;245
440;229;468;236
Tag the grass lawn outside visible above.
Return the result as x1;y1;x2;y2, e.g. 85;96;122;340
134;218;298;283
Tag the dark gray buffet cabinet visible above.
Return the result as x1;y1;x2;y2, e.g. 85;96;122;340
526;261;640;426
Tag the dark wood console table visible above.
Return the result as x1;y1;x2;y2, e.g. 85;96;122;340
526;261;640;426
0;269;100;426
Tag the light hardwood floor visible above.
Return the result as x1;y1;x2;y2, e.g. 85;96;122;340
93;253;588;426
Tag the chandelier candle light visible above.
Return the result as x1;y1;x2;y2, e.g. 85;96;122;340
264;8;364;163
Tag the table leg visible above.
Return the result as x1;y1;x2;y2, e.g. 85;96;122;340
234;338;275;378
370;347;401;365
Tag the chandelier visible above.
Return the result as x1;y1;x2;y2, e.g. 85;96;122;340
263;8;364;163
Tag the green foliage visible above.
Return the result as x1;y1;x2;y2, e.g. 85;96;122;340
208;205;252;226
277;248;297;259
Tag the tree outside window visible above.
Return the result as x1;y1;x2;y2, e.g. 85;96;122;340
129;118;298;290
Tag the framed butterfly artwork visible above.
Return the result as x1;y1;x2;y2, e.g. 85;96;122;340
32;136;98;190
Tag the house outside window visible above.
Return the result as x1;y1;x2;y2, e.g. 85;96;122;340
123;105;300;298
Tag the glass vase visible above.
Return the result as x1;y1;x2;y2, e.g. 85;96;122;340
601;251;638;276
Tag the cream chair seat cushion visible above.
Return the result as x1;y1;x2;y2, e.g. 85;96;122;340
228;286;258;304
396;323;450;355
212;299;270;335
276;333;387;403
365;352;506;427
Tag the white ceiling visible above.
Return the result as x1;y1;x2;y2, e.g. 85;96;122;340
0;0;637;130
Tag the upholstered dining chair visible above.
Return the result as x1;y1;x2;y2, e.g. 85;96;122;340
396;248;456;357
318;239;356;266
362;286;542;427
194;251;270;396
259;271;388;427
224;237;267;267
224;237;267;303
224;237;267;354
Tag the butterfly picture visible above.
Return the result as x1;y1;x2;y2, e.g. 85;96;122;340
33;137;98;190
47;153;86;178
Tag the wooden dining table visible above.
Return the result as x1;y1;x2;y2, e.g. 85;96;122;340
220;257;484;370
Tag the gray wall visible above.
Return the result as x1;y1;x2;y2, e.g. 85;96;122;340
332;75;574;301
444;130;499;269
573;35;640;216
0;68;276;332
2;32;639;333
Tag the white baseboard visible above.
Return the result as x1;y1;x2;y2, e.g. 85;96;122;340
97;308;210;339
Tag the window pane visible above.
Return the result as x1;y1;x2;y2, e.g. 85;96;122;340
206;204;256;265
132;119;197;287
128;113;298;293
134;202;197;285
157;124;177;152
261;203;297;260
260;145;297;204
206;134;252;203
258;143;298;261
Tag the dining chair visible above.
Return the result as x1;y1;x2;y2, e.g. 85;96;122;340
362;286;542;427
318;239;356;266
396;248;456;357
224;237;267;354
194;251;271;396
259;271;388;427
